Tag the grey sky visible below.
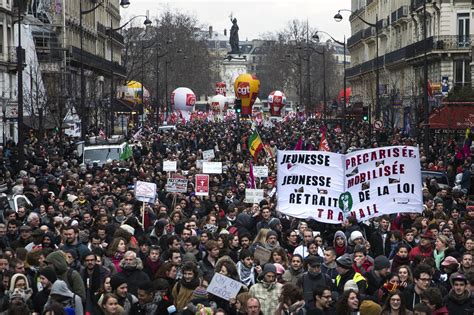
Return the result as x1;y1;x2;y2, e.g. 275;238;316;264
123;0;351;42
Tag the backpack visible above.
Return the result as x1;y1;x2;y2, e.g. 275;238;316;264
63;293;76;315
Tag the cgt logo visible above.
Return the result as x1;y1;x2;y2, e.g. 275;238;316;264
273;96;282;104
237;82;250;97
186;94;196;106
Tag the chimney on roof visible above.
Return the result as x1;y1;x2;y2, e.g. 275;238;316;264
209;26;213;38
224;29;227;36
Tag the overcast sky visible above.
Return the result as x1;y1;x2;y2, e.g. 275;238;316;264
124;0;351;42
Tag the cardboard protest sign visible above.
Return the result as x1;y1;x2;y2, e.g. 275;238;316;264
203;162;222;174
277;146;422;224
207;273;242;301
165;178;188;193
195;174;209;196
254;245;271;265
163;160;177;172
134;181;157;203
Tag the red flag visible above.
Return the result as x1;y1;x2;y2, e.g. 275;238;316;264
247;160;256;189
319;131;330;152
294;136;303;150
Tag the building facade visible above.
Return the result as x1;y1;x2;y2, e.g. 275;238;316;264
346;0;472;131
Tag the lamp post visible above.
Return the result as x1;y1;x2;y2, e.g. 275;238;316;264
314;31;346;132
15;0;27;169
1;98;7;147
80;0;131;140
280;54;303;110
335;9;380;130
107;14;151;133
422;0;429;154
304;44;326;123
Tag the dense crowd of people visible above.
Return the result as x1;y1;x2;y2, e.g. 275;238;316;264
0;118;472;315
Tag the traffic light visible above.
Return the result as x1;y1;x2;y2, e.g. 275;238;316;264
235;99;242;113
363;115;368;121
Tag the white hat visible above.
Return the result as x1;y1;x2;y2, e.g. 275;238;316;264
120;224;135;235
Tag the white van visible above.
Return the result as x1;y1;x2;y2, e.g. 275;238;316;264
82;138;128;166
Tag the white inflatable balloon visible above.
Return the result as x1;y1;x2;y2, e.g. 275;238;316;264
171;87;196;112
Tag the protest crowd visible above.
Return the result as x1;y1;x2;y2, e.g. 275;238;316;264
0;117;472;315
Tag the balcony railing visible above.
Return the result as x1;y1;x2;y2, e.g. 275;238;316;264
433;35;472;50
347;30;363;47
411;0;432;11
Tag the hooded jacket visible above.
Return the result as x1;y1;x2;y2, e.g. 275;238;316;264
46;280;84;315
45;251;86;301
118;255;150;296
333;231;347;257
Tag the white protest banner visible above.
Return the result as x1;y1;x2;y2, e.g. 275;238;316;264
253;165;269;178
202;149;215;161
245;189;265;203
163;160;177;172
277;146;422;224
195;174;209;196
165;178;188;193
207;273;242;301
134;181;157;203
203;162;222;174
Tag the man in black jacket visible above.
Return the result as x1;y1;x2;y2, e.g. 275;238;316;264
298;255;333;311
403;264;432;311
369;215;391;257
445;273;474;315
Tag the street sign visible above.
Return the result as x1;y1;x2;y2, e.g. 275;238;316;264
373;120;383;130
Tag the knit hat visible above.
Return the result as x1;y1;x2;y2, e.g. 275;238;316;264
266;230;278;240
420;231;435;240
39;266;57;284
182;252;198;264
273;263;285;275
154;278;169;291
262;263;277;277
373;255;391;271
350;231;363;243
336;254;353;269
110;273;128;291
306;255;323;267
344;280;359;293
359;300;382;315
268;218;281;230
192;286;208;300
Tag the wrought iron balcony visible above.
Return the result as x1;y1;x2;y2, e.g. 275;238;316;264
433;35;472;50
347;30;363;47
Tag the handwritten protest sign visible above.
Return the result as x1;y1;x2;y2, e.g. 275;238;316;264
245;189;264;203
163;160;177;172
165;178;188;193
134;181;157;203
202;149;215;161
253;165;269;178
203;162;222;174
277;146;422;224
207;273;242;301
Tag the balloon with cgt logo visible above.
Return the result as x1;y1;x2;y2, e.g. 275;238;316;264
171;87;196;121
233;73;260;115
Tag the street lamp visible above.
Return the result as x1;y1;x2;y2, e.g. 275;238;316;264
1;98;7;147
335;9;380;130
314;31;347;132
108;14;151;135
280;54;303;109
80;0;131;140
422;1;429;154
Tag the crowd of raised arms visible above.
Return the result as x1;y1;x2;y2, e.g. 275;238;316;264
0;118;472;315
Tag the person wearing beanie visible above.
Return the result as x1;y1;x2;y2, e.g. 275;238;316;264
347;230;365;254
297;255;332;311
359;299;382;315
110;273;137;314
366;255;391;296
45;251;86;301
249;263;283;315
335;254;367;295
33;266;57;313
264;230;280;250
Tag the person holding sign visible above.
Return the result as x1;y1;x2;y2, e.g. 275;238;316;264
249;263;282;315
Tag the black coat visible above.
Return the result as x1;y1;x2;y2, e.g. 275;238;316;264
445;290;474;315
369;229;391;257
297;271;333;311
120;266;150;296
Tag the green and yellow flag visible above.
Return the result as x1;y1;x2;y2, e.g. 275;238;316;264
120;143;133;161
248;130;263;160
